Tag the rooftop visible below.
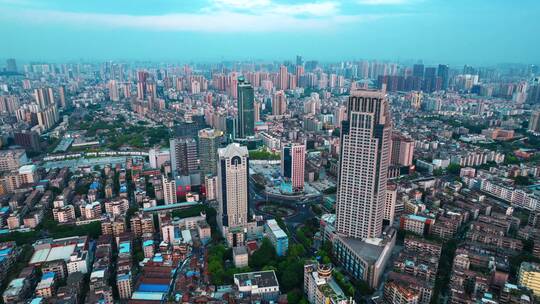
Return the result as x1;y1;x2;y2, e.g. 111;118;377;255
336;236;386;265
234;270;279;288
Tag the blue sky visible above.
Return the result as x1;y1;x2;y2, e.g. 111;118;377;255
0;0;538;65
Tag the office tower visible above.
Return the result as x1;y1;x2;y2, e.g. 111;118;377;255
529;111;540;133
108;80;119;101
6;58;17;72
136;71;148;100
237;76;255;138
423;67;437;92
198;128;223;176
412;64;424;78
279;65;288;90
34;88;54;110
169;137;198;176
162;175;177;204
281;143;306;193
437;64;449;90
272;90;287;116
335;88;392;239
391;132;415;167
217;143;249;246
225;116;237;140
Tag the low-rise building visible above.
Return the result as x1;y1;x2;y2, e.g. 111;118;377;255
264;219;289;256
234;270;280;301
233;246;249;268
519;262;540;296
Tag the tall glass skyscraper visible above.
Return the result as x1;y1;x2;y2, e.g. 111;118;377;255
237;76;255;139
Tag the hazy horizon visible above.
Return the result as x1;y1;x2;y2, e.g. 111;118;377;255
1;0;539;65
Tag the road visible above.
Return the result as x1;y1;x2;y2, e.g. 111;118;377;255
249;178;319;241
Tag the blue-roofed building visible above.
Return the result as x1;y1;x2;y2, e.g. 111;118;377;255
118;241;131;258
120;184;128;193
142;239;155;259
35;272;57;298
89;181;101;190
264;219;289;256
138;283;169;293
399;214;434;236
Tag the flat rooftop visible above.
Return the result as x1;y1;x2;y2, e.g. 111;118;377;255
234;270;279;288
337;236;385;265
30;244;77;264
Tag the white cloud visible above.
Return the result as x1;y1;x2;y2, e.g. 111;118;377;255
0;0;393;33
209;0;339;17
0;8;377;33
357;0;410;5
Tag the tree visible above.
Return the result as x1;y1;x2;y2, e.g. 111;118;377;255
446;163;461;175
514;175;532;186
279;259;304;292
249;238;277;269
287;289;303;304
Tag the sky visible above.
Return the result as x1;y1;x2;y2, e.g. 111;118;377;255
0;0;538;65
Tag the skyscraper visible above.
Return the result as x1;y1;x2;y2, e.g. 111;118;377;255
437;64;449;90
272;90;287;116
217;143;249;246
6;58;17;73
136;71;148;100
296;55;303;66
332;89;394;289
281;143;306;193
423;67;437;92
237;76;255;139
198;128;223;176
34;88;54;110
162;175;177;205
170;137;198;176
335;88;392;240
279;65;288;90
58;85;67;108
529;111;540;133
412;64;424;78
109;80;119;101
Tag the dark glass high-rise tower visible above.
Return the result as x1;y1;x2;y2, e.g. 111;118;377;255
437;64;449;90
237;76;255;138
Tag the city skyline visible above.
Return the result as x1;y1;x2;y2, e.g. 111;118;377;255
1;0;539;64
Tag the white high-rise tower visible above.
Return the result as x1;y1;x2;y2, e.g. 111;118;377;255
217;143;249;246
335;88;392;239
